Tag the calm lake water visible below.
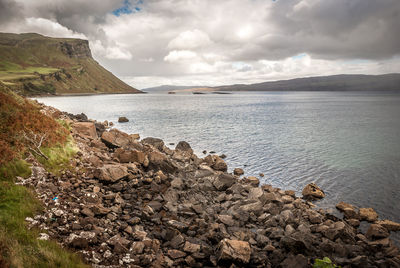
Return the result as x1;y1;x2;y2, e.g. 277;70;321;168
36;91;400;242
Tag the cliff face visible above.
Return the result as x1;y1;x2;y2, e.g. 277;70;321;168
0;32;142;96
59;40;92;59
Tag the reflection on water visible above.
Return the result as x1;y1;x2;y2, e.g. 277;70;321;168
36;91;400;243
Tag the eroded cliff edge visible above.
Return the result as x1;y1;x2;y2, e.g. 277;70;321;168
0;32;141;96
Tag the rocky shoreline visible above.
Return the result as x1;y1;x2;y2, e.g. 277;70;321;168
17;105;400;267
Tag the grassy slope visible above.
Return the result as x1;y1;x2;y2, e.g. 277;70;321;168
0;32;141;96
0;82;88;267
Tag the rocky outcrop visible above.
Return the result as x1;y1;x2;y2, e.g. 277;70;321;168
16;108;400;268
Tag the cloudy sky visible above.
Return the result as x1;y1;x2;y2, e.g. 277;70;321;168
1;0;400;89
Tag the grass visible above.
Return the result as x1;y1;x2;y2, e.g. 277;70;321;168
0;181;88;267
0;142;87;267
38;138;78;175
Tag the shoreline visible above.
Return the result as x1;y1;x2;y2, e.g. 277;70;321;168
18;104;400;267
29;90;146;98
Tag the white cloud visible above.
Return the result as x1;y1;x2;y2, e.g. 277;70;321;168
4;17;87;39
168;29;212;50
164;50;198;63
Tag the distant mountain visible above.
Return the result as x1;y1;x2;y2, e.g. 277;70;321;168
212;74;400;92
0;32;142;96
141;85;204;92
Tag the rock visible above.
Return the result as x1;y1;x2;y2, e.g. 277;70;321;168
101;129;139;149
218;215;235;226
301;183;325;200
38;233;50;240
94;165;129;183
183;241;201;253
142;137;165;151
366;224;389;240
233;168;244;176
118;116;129;123
212;156;228;172
248;187;264;200
281;254;309;268
147;151;177;174
168;249;186;259
73;122;98;139
359;207;378;222
336;201;355;212
217;239;251;264
343;207;359;219
213;174;236;191
243;176;260;187
259;173;264;177
114;148;146;165
175;141;193;154
376;220;400;232
219;154;227;159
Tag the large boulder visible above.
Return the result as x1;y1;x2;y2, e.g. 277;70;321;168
141;137;165;151
217;239;251;264
101;129;140;149
302;183;325;200
204;155;228;172
233;168;244;176
73;122;97;139
175;141;193;154
114;148;147;165
359;207;378;222
147;151;177;174
376;220;400;232
366;224;389;240
213;174;236;191
94;165;129;183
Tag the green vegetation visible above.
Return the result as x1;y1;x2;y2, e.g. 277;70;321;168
0;32;140;96
313;257;341;268
38;138;78;175
0;177;87;267
0;82;87;267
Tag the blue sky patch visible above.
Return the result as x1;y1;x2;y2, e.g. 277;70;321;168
113;0;143;16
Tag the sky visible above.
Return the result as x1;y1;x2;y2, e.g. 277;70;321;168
0;0;399;89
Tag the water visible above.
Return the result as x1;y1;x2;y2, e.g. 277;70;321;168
36;91;400;243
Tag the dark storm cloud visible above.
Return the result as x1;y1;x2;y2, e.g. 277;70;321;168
259;0;400;60
0;0;22;24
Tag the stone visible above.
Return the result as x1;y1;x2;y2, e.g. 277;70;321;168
301;183;325;200
366;224;389;240
94;165;129;183
183;241;201;253
118;116;129;123
114;148;146;165
101;129;139;149
359;208;378;222
175;141;193;154
73;122;97;139
376;220;400;232
281;254;308;268
147;151;177;174
168;249;186;259
213;174;236;191
142;137;165;151
212;156;228;172
343;207;359;219
243;176;260;187
248;187;264;200
218;215;235;226
336;201;355;212
233;168;244;176
217;239;251;264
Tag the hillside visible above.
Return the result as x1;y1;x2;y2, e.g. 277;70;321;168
0;32;141;96
212;74;400;92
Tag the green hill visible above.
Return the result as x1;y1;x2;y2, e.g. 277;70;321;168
0;32;141;96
